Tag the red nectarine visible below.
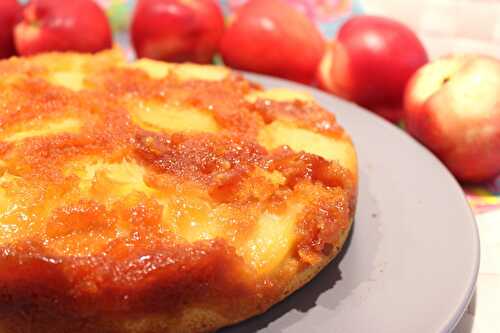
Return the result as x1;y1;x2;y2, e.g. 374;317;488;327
15;0;112;56
131;0;225;63
220;0;325;84
404;55;500;182
318;15;428;122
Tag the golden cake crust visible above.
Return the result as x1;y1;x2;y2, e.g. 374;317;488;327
0;49;357;333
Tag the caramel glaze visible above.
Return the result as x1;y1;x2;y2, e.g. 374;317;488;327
0;58;355;323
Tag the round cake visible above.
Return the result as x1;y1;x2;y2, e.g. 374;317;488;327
0;49;357;333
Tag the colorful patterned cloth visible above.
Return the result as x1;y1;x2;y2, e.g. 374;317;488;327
465;179;500;214
96;0;500;215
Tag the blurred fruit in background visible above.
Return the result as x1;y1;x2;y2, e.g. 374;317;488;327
1;0;498;185
14;0;112;56
404;55;500;183
0;0;22;59
131;0;225;63
317;15;428;123
220;0;325;83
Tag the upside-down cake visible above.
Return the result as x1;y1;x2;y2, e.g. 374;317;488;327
0;49;357;333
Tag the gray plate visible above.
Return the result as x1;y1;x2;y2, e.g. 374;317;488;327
222;73;480;333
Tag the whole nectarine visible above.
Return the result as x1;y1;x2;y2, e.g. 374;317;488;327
220;0;325;84
131;0;225;63
15;0;112;56
404;55;500;182
318;15;428;122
